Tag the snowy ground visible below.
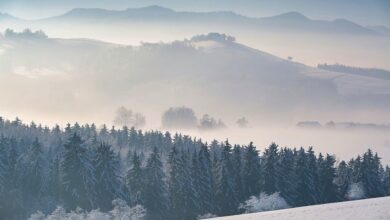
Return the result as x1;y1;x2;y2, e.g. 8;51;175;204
208;196;390;220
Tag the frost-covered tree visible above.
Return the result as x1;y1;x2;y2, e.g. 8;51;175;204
361;150;384;197
168;146;198;220
242;142;261;199
28;199;146;220
239;192;289;213
214;140;238;216
196;144;214;214
94;143;125;211
262;143;279;194
276;148;296;205
383;166;390;195
293;148;317;206
347;182;366;200
317;154;338;203
126;151;144;205
60;133;96;210
143;147;169;220
334;160;351;200
232;145;244;202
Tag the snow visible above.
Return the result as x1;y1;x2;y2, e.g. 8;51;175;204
208;197;390;220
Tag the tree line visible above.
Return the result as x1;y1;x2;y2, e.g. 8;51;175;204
0;117;389;219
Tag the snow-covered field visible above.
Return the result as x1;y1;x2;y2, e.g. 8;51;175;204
209;196;390;220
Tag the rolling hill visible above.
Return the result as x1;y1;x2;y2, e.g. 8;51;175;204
1;32;389;125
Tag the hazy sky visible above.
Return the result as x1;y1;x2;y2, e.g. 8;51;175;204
1;0;389;26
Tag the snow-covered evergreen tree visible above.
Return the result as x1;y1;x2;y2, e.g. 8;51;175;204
143;147;169;220
361;149;385;197
334;160;351;200
94;143;125;211
214;140;238;216
262;143;279;194
293;148;317;206
242;142;261;200
276;147;296;205
196;144;214;214
317;154;338;203
60;133;96;210
126;151;144;205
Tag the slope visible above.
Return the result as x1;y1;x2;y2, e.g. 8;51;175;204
208;196;390;220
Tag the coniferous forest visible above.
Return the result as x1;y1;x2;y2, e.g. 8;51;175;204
0;117;389;220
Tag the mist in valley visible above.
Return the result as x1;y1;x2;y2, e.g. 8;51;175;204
1;26;390;164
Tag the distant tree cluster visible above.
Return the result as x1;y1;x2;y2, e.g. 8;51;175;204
317;63;390;80
4;28;48;39
114;107;146;128
198;114;226;130
162;106;198;129
191;33;236;43
0;117;389;220
161;106;226;130
236;117;249;128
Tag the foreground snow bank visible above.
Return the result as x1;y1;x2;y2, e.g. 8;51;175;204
208;196;390;220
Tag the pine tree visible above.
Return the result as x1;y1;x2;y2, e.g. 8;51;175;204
214;140;238;216
47;155;61;202
318;154;338;203
168;146;198;220
276;147;296;206
126;151;144;205
94;143;124;211
242;142;261;199
18;138;45;199
383;166;390;196
143;147;169;220
361;150;384;197
262;143;279;194
0;137;8;192
334;160;351;200
168;146;186;219
232;145;244;203
293;148;317;206
60;133;96;210
349;156;363;183
181;149;199;219
197;144;214;214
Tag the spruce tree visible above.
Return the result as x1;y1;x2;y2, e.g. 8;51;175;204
334;160;351;200
232;145;244;203
60;133;96;210
214;140;238;216
17;137;45;208
262;143;279;194
383;166;390;196
197;144;214;214
143;147;169;220
242;142;261;199
126;151;144;205
318;154;338;203
276;147;296;206
168;146;198;220
361;150;384;197
293;148;317;206
93;143;124;211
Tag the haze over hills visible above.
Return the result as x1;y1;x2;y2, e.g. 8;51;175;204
4;6;386;36
2;6;389;70
1;0;389;27
1;31;389;126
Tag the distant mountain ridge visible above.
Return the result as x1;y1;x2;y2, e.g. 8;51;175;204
4;6;384;36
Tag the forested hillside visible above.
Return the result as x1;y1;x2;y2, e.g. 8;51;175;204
0;116;389;219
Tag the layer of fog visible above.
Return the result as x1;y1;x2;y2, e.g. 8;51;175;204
1;30;390;163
